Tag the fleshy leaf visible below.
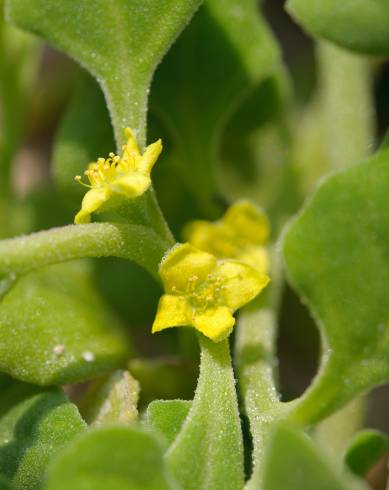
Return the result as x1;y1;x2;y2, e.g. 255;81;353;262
344;429;389;477
5;0;203;146
146;400;191;447
151;0;284;214
283;142;389;424
286;0;389;55
263;424;367;490
0;261;128;385
0;374;86;490
43;426;176;490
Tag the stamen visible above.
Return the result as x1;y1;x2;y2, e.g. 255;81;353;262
74;175;93;188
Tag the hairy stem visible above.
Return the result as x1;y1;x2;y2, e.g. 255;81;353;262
317;41;375;170
235;249;292;489
167;335;244;490
0;222;172;289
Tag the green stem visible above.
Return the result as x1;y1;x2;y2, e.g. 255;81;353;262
235;249;293;489
145;189;175;245
0;222;172;289
166;335;244;490
236;306;289;490
318;41;375;170
303;42;375;446
103;74;150;150
103;73;175;247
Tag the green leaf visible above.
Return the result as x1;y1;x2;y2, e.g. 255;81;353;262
286;0;389;55
81;370;140;426
52;72;114;205
344;429;389;477
151;0;283;214
5;0;203;147
43;426;176;490
146;400;191;447
219;78;294;229
166;336;244;490
263;424;367;490
283;142;389;424
0;261;128;385
0;374;86;490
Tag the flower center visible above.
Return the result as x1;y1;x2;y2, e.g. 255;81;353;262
75;146;138;189
187;274;224;312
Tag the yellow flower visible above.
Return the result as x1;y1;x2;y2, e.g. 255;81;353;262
152;243;269;342
74;128;162;224
183;200;269;273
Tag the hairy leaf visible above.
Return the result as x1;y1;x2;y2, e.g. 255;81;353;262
5;0;203;146
0;261;128;385
43;426;176;490
146;399;191;447
263;424;367;490
286;0;389;55
0;375;86;490
151;0;283;215
283;142;389;424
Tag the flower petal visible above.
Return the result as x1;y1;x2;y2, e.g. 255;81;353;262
159;243;217;293
183;220;236;258
215;260;269;311
152;294;192;333
239;246;269;274
114;173;151;198
124;127;141;158
223;200;269;245
193;306;235;342
139;139;163;175
183;220;213;248
74;187;111;224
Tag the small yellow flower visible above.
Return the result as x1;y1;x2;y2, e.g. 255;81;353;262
74;128;162;224
183;200;269;273
152;243;269;342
